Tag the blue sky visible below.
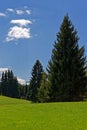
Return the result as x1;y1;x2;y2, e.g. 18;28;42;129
0;0;87;83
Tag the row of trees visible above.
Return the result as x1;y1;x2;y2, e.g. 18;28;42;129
0;70;19;98
0;15;87;102
0;70;29;99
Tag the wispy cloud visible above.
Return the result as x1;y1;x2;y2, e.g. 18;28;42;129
25;10;31;15
6;26;31;42
16;8;31;15
16;10;24;15
7;8;14;12
0;12;6;17
6;7;31;16
0;6;31;17
0;6;33;42
10;19;32;27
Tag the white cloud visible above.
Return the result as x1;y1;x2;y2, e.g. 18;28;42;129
3;7;31;17
16;10;24;15
0;12;6;17
6;26;31;42
7;8;14;12
16;9;31;15
17;77;26;85
25;10;31;15
0;68;8;73
10;19;32;27
6;19;32;42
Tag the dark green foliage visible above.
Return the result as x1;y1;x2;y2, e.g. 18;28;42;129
18;84;28;99
29;60;43;102
1;70;19;98
47;15;87;102
38;72;50;103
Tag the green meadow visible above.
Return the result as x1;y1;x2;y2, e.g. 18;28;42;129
0;96;87;130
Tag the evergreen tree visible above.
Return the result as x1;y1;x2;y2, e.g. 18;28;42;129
29;60;43;102
47;15;87;102
38;72;50;103
18;84;28;99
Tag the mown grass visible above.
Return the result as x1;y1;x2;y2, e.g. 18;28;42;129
0;96;87;130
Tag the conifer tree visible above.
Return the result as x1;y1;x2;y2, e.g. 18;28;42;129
29;60;43;102
38;72;50;102
1;72;6;95
47;15;87;101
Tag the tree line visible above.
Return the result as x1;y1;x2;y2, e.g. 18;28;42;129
0;15;87;102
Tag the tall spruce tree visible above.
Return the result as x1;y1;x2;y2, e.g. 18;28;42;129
47;15;87;102
29;60;43;102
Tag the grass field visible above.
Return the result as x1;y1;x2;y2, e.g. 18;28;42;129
0;96;87;130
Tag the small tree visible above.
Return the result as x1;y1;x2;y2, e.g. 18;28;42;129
18;84;28;99
29;60;43;102
38;72;50;103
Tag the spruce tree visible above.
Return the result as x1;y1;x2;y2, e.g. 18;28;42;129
47;15;87;102
29;60;43;102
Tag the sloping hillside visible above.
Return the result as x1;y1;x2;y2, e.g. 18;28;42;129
0;96;87;130
0;96;29;105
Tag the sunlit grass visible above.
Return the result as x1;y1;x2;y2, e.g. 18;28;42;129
0;96;87;130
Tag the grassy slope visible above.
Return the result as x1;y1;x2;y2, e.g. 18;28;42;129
0;96;87;130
